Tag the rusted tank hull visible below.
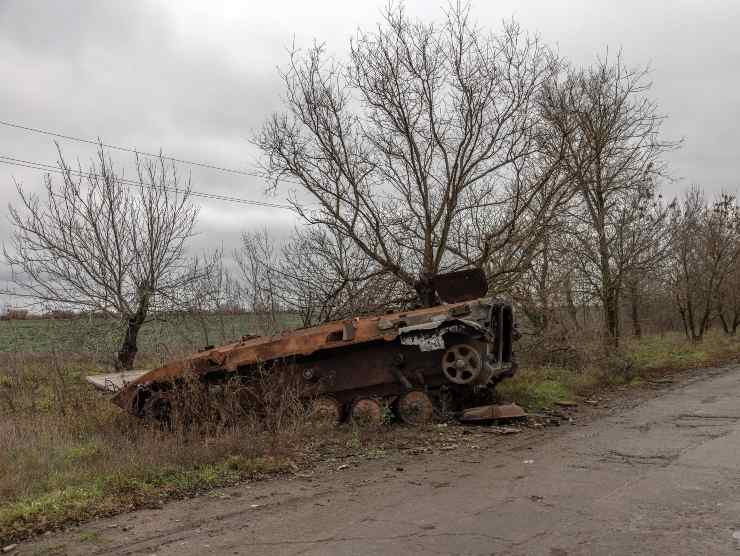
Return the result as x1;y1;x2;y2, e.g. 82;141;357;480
112;273;516;422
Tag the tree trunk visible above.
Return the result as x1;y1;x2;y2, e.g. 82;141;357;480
604;287;620;348
413;273;437;308
678;307;689;339
565;277;580;330
117;317;145;370
685;293;700;342
718;310;731;335
116;291;151;370
629;278;642;339
698;306;713;341
597;222;619;347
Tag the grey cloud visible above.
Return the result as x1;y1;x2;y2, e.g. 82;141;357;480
1;0;739;307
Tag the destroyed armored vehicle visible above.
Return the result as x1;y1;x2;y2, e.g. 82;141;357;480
108;269;518;425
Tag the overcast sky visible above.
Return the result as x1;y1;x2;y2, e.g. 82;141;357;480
1;0;738;306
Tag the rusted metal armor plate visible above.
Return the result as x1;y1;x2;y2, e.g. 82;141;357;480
113;298;497;409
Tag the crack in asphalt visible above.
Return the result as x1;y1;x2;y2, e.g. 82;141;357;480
232;530;513;549
676;413;740;420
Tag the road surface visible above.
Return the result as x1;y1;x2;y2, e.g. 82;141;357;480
25;364;740;555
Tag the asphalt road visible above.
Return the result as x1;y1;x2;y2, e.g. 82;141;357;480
24;365;740;555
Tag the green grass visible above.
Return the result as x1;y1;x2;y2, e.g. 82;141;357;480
78;531;101;543
0;456;290;541
497;365;600;411
625;330;740;371
499;330;740;412
0;312;301;356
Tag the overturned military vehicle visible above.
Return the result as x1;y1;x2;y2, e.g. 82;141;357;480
109;268;519;425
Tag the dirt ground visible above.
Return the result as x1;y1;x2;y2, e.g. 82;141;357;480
18;364;740;555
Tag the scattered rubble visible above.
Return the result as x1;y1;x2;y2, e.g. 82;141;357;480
473;426;522;435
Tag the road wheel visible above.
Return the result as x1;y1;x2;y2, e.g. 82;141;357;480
441;344;482;384
396;390;434;425
350;398;383;426
308;397;342;425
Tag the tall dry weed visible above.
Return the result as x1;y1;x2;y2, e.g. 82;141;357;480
0;352;316;510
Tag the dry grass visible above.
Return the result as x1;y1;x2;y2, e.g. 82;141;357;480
0;351;438;545
0;353;322;544
2;328;740;544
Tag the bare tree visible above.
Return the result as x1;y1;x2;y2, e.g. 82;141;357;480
176;249;243;347
4;145;201;369
712;194;740;336
669;189;740;341
509;218;571;336
257;4;568;306
544;53;677;345
235;229;284;332
237;225;411;328
717;253;740;336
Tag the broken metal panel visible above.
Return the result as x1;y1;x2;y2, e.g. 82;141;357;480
400;330;446;351
459;403;527;422
399;320;491;352
432;268;488;303
86;370;148;393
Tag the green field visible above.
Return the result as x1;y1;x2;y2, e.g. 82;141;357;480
0;313;301;359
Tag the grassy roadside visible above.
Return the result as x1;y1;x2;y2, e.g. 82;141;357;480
2;330;740;544
498;330;740;411
0;351;435;545
0;352;305;545
0;408;298;543
0;409;445;546
0;455;291;544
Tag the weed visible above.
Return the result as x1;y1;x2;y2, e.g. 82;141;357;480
78;531;100;543
1;327;739;544
365;447;387;459
498;366;585;411
0;351;311;545
345;427;363;449
380;401;395;426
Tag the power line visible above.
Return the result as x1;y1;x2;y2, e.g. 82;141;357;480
0;154;296;210
0;154;292;209
0;118;279;180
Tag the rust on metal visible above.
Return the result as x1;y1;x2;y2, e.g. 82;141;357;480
309;397;342;424
110;268;518;425
432;268;488;303
459;403;528;422
351;398;383;425
396;390;434;425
